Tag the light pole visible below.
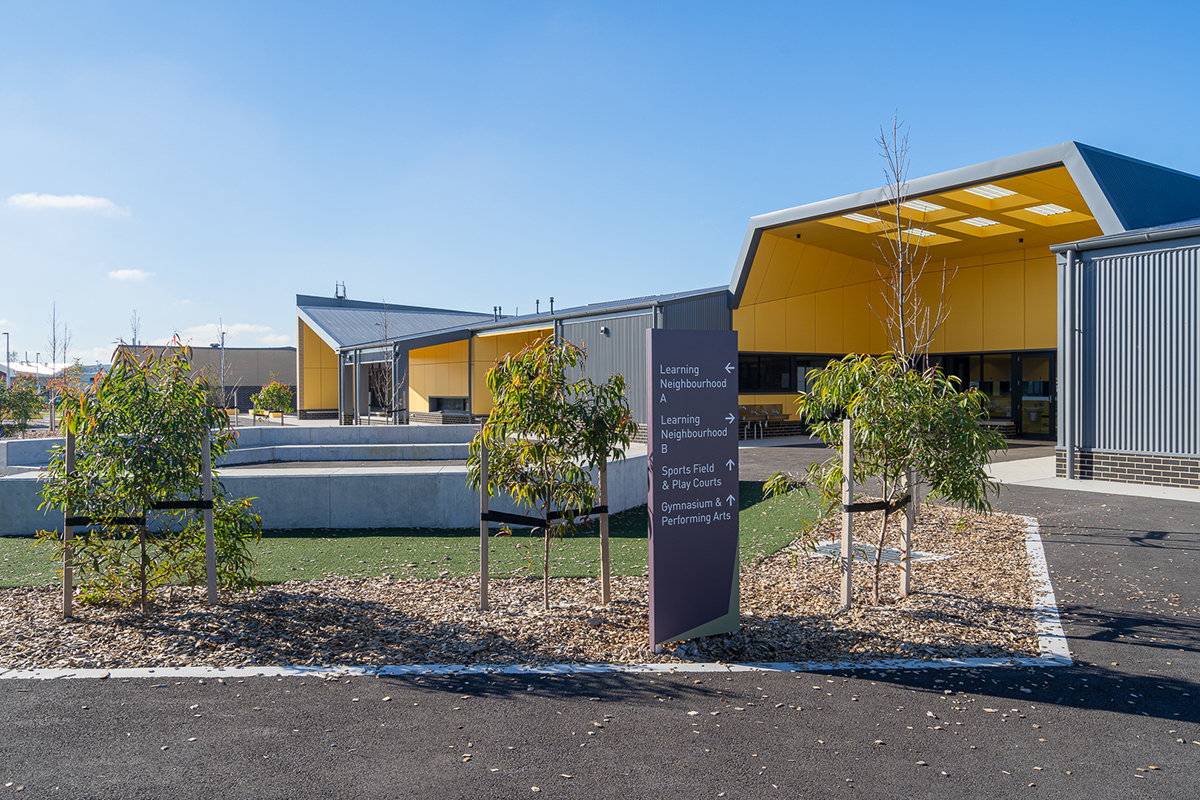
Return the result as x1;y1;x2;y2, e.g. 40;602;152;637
219;327;226;409
3;332;9;389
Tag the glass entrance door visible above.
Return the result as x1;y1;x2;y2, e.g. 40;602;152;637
1017;353;1054;438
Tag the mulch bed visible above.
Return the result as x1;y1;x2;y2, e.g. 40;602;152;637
0;505;1040;670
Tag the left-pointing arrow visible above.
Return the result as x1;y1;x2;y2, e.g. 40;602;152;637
725;362;735;373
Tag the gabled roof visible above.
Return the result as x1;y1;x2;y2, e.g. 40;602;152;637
728;142;1200;305
296;295;492;351
300;286;731;353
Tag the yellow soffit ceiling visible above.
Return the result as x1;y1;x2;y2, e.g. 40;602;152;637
473;324;554;339
763;166;1105;262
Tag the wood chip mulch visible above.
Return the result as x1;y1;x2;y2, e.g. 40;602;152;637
0;505;1041;670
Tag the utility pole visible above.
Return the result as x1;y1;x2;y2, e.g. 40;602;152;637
3;332;9;388
218;322;227;409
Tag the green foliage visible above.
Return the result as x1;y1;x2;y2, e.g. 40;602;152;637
251;380;293;413
0;375;43;437
769;354;1004;603
467;335;635;609
36;340;261;609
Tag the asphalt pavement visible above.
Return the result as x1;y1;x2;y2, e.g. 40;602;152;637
1;448;1198;799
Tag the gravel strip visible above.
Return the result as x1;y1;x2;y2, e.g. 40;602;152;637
0;505;1039;670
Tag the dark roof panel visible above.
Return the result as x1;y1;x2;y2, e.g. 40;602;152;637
299;302;492;349
1078;144;1200;230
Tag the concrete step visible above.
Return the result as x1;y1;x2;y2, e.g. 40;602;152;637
218;442;470;466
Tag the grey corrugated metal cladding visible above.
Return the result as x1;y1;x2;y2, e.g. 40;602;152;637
1069;244;1199;456
563;314;653;424
663;293;733;331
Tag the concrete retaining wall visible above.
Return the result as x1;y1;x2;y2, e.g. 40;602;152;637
0;424;481;470
0;436;648;534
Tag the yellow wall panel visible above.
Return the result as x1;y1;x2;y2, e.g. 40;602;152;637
740;235;777;306
784;294;814;352
813;287;843;353
817;252;856;292
982;260;1025;351
842;283;872;354
942;266;984;353
733;306;755;351
1024;256;1057;349
786;245;831;297
867;281;889;354
756;238;800;304
754;299;786;352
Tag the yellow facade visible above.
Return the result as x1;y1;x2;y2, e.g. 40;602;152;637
299;320;340;410
732;166;1105;409
469;328;551;415
408;340;469;413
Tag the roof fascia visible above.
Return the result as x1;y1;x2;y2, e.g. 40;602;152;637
1061;142;1126;234
728;142;1125;307
296;307;345;352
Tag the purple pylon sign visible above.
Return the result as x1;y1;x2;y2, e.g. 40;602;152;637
646;328;740;648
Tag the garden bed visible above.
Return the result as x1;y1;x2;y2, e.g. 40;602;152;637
0;505;1040;670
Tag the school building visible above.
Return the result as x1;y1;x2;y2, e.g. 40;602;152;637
295;142;1200;485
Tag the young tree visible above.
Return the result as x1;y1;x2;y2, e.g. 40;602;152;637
771;355;1003;604
0;376;42;438
467;336;598;611
251;379;294;413
769;118;1002;607
871;115;955;365
37;339;261;612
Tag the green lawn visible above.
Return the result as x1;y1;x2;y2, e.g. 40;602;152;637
0;482;822;588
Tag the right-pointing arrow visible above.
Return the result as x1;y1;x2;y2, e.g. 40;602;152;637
725;413;736;424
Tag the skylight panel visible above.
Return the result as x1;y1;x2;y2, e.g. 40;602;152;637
901;199;945;213
964;184;1017;199
1025;203;1071;216
960;217;1000;227
843;213;881;225
904;228;937;237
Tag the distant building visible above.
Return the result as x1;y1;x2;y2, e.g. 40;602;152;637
117;344;296;411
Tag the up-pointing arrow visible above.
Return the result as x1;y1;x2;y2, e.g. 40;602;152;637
725;412;736;424
726;458;735;471
724;362;734;373
726;493;737;507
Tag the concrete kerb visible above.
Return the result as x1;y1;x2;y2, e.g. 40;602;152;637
0;515;1071;680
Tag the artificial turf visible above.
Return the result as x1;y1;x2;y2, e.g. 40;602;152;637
0;482;823;588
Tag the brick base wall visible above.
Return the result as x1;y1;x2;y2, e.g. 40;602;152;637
1056;450;1200;488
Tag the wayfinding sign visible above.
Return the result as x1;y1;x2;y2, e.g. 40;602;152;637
646;328;739;647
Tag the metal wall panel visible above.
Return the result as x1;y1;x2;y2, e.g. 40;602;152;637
563;313;654;424
1075;245;1200;456
663;293;732;331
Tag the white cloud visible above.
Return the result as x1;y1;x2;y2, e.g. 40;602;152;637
257;333;291;347
108;268;154;281
7;193;129;215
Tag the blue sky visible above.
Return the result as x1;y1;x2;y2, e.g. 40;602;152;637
3;1;1199;363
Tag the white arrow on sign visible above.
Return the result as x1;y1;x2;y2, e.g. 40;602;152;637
725;413;736;424
726;458;735;471
726;494;737;507
725;362;734;373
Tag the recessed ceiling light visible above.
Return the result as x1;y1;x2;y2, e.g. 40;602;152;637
843;213;880;224
964;184;1017;199
903;228;937;238
1026;203;1071;216
960;217;1000;227
901;199;945;213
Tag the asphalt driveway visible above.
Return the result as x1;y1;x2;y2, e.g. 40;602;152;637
1;475;1197;799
